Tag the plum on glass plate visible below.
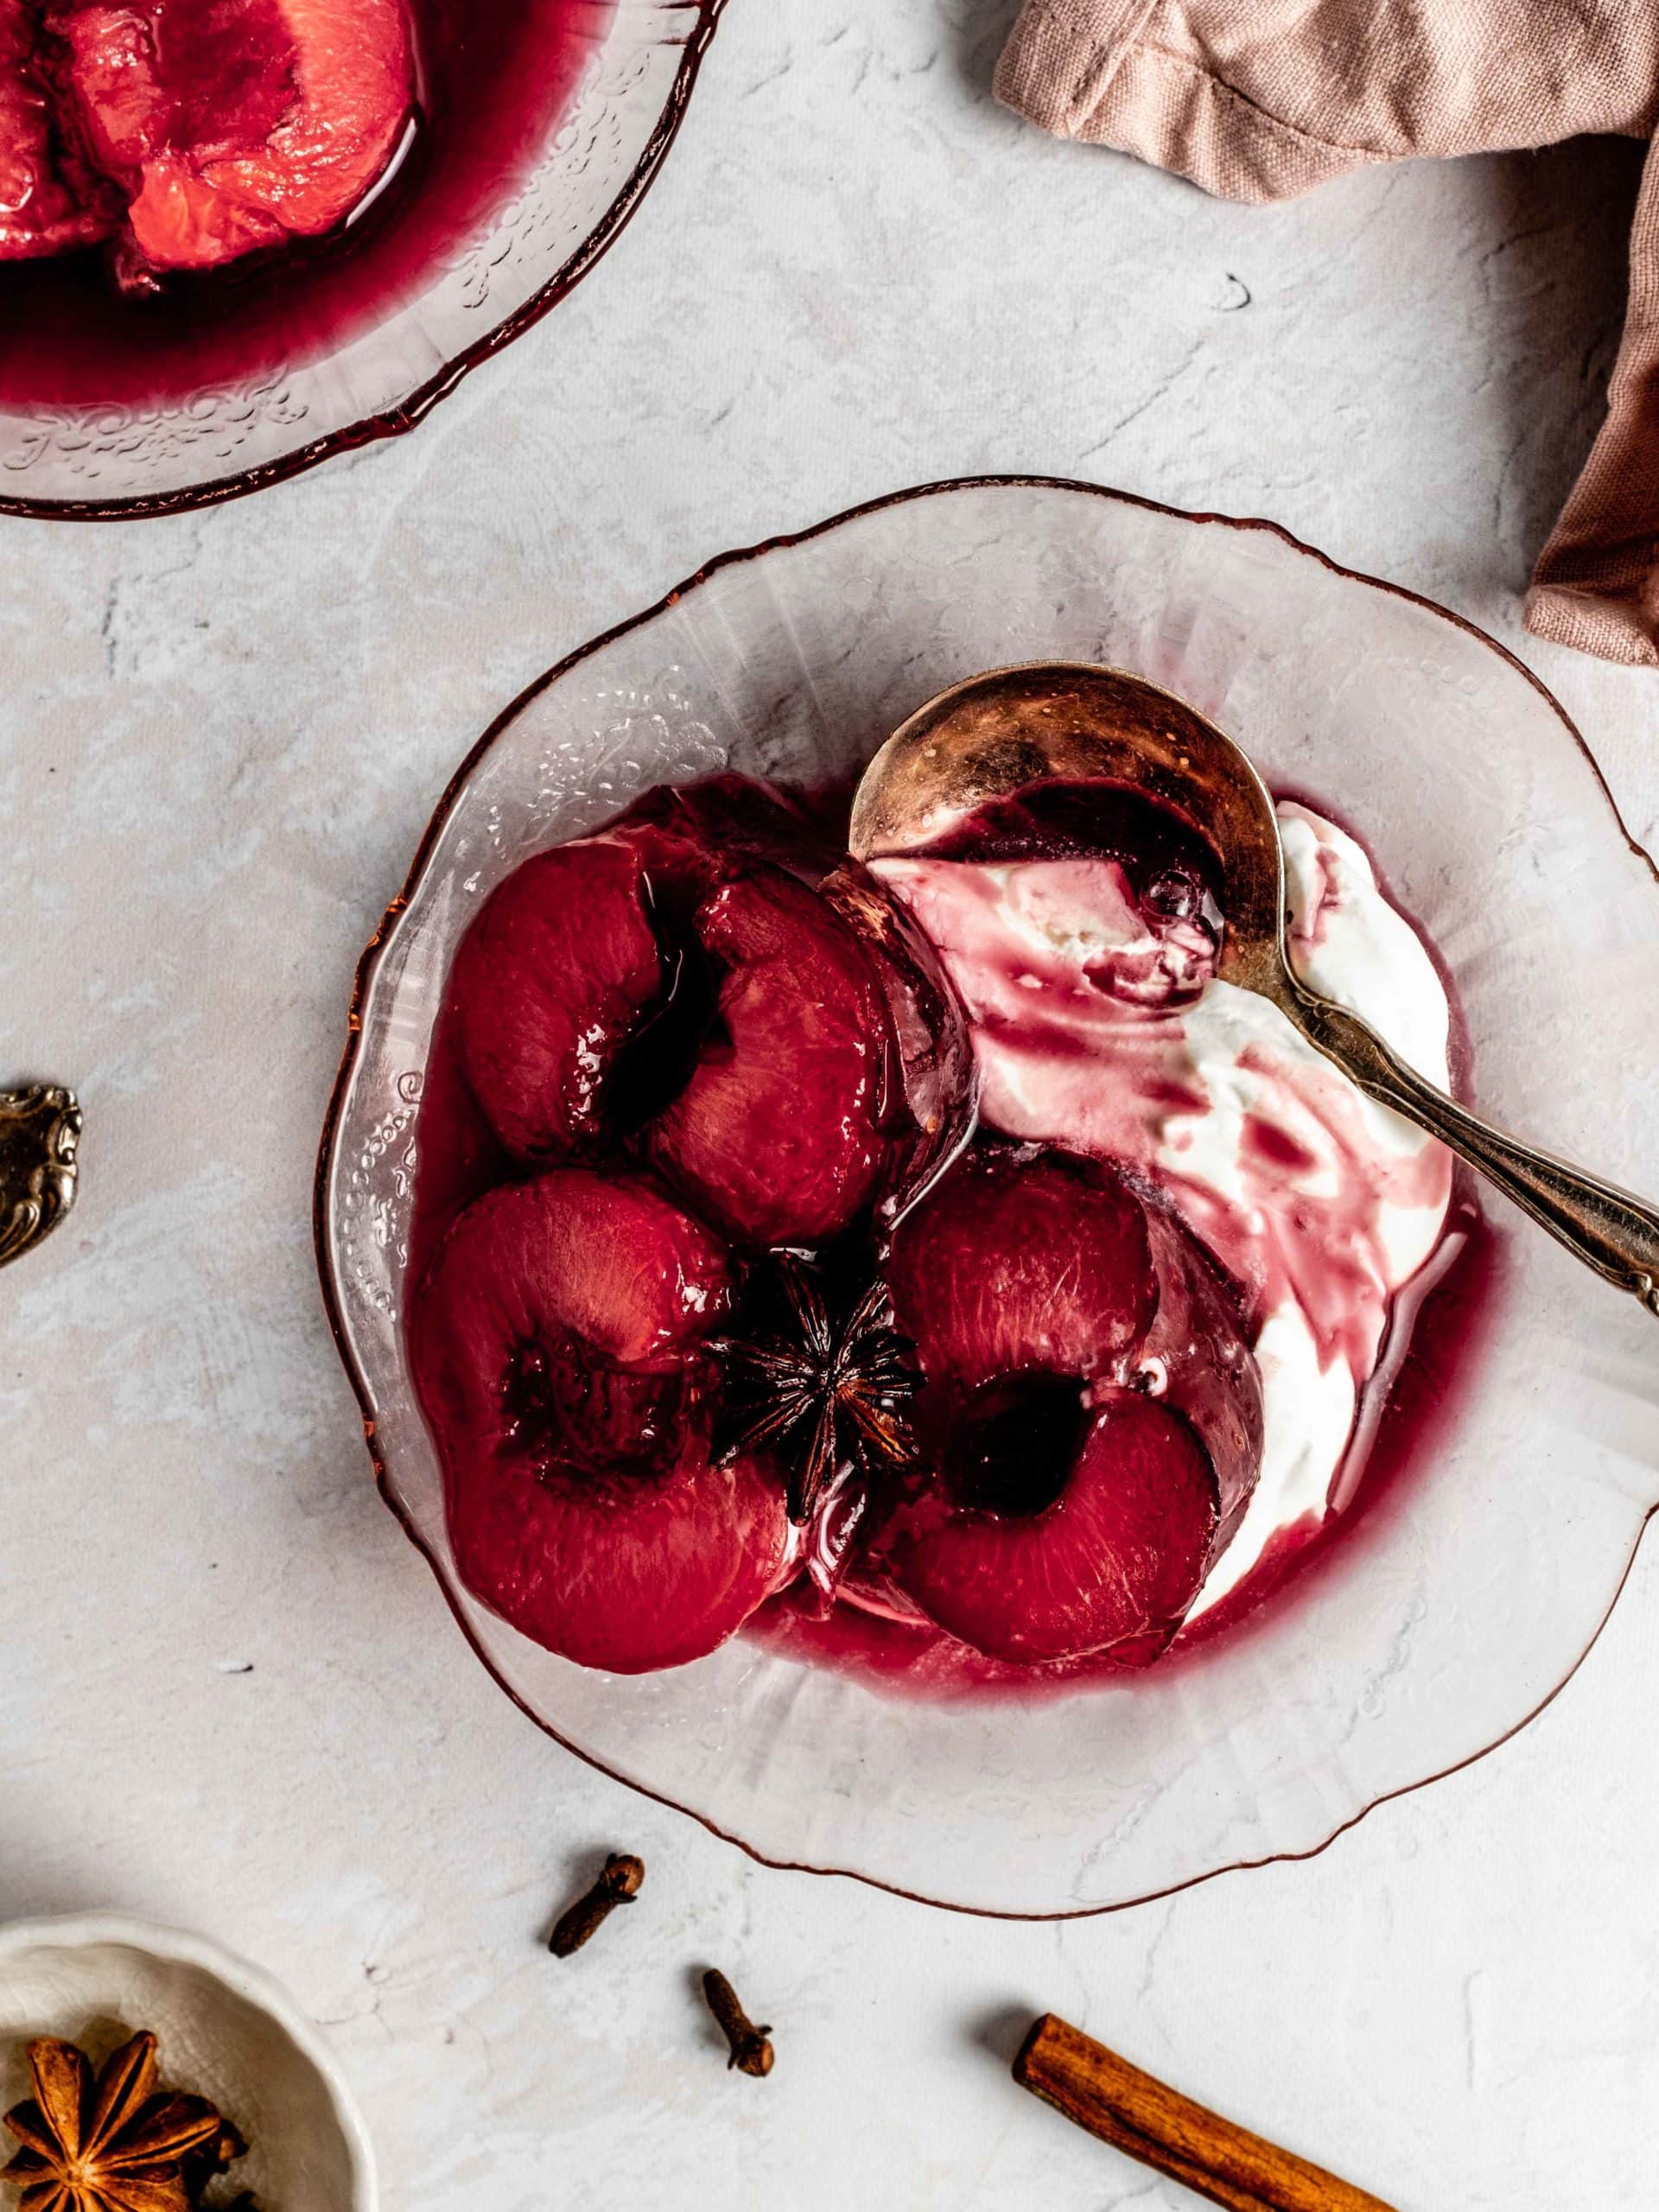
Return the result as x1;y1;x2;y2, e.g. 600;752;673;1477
0;0;724;517
317;476;1659;1916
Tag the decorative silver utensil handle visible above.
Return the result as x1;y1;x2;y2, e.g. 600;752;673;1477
1289;986;1659;1317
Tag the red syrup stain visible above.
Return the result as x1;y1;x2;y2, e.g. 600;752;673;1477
0;0;610;412
1241;1113;1318;1177
1176;1196;1503;1649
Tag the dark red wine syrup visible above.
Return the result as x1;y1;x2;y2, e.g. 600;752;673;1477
0;0;609;411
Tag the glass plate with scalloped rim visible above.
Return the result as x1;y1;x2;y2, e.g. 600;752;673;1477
317;475;1659;1916
0;0;723;518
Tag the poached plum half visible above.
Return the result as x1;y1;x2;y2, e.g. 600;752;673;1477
406;773;1269;1679
1;0;413;279
410;1167;791;1675
872;1145;1262;1665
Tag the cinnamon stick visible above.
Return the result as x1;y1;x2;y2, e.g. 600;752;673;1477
1013;2014;1397;2212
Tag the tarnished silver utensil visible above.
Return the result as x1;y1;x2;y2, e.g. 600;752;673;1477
0;1084;81;1268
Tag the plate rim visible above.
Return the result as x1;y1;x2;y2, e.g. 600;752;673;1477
313;470;1659;1919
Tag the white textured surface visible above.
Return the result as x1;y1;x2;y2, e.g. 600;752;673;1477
1;5;1656;2208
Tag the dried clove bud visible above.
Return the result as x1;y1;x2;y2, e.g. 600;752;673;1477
702;1968;774;2077
180;2106;251;2212
548;1852;645;1957
182;2115;248;2202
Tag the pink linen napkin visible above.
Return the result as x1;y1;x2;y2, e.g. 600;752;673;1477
996;0;1659;666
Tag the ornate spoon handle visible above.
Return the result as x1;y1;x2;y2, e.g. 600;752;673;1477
1285;984;1659;1317
0;1084;81;1270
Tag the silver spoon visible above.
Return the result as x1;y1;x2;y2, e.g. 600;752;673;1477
848;661;1659;1318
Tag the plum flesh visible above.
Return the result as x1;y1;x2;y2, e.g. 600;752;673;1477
0;0;118;258
450;835;668;1166
53;0;414;273
1;0;412;277
887;1145;1157;1390
889;1386;1221;1666
643;862;899;1249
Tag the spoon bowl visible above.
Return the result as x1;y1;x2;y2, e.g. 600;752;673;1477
849;660;1285;988
850;660;1659;1316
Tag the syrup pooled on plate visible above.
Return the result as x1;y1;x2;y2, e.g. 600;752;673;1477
0;0;606;412
406;772;1474;1693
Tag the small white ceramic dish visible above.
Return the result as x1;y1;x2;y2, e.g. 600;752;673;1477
0;1915;375;2210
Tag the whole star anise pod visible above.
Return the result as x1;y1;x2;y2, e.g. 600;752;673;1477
714;1256;918;1525
2;2031;224;2212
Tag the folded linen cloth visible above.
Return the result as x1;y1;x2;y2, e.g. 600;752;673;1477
996;0;1659;666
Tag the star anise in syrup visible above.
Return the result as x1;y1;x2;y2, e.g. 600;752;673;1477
713;1255;918;1525
2;2031;229;2212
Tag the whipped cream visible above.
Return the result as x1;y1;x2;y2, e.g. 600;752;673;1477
876;801;1455;1616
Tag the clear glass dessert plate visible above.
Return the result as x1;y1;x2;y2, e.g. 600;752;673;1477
317;477;1659;1916
0;0;722;519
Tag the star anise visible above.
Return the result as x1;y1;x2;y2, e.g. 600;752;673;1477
713;1256;919;1525
2;2031;225;2212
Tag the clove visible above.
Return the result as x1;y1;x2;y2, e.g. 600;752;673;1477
181;2116;251;2209
547;1852;645;1957
702;1968;774;2077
